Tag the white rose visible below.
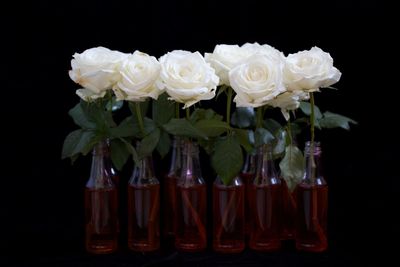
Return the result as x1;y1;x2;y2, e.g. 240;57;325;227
283;46;342;92
75;89;106;102
205;44;252;86
69;47;127;95
242;42;285;68
113;51;162;102
270;91;310;120
229;54;286;108
159;50;219;108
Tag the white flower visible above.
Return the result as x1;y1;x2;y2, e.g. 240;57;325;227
159;50;219;108
229;54;286;108
205;44;252;86
242;42;285;68
75;89;106;102
113;51;162;102
270;91;310;120
283;47;342;92
69;47;127;95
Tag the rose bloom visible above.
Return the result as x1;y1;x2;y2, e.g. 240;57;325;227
69;46;127;100
270;91;310;120
283;47;341;92
229;54;286;108
113;51;163;102
159;50;219;108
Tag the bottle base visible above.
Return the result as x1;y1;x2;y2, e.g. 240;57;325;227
296;242;328;252
249;241;281;252
175;242;206;252
213;241;245;253
128;241;159;252
86;242;117;254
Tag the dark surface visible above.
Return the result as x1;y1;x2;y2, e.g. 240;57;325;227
1;0;396;266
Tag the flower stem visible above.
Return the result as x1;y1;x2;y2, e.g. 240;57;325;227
226;87;233;125
310;93;315;144
175;102;180;119
135;102;145;137
256;107;263;128
287;115;293;147
186;107;190;120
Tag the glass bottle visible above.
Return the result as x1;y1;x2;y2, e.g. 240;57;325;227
175;141;207;252
163;137;182;239
249;144;282;251
240;152;257;239
213;176;245;253
127;154;160;252
85;141;118;254
280;177;296;240
295;141;328;252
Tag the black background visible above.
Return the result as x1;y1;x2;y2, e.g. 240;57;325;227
1;0;396;266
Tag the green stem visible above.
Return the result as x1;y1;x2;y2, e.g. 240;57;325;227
175;102;180;119
226;87;233;125
310;93;315;144
287;115;293;147
186;106;190;120
256;107;263;128
135;102;145;137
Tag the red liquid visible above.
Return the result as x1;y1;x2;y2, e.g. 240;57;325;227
295;183;328;252
85;188;118;254
163;174;178;237
281;179;296;240
128;184;160;252
249;184;282;251
213;183;245;253
240;172;254;238
175;184;207;252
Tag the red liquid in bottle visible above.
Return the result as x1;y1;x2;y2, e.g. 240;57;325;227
295;183;328;252
213;179;245;253
240;172;254;238
85;188;118;254
128;183;160;252
281;178;296;240
249;184;282;251
175;184;207;252
163;174;178;238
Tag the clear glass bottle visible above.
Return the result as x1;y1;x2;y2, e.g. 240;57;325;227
85;141;118;254
240;152;257;239
163;137;182;239
175;141;207;252
295;141;328;252
127;154;160;252
213;176;245;253
249;144;282;251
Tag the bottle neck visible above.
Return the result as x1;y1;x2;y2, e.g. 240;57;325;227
168;137;182;176
303;141;324;183
241;152;256;175
88;141;114;189
254;145;279;185
180;141;203;185
132;156;155;181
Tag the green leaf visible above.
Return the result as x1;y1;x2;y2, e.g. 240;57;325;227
163;118;208;139
152;93;175;125
211;135;243;185
61;129;97;159
234;128;254;152
299;102;322;119
319;111;358;130
106;97;124;112
68;103;96;129
279;145;304;192
110;138;130;170
231;107;255;128
119;138;139;165
190;108;223;123
138;128;161;159
112;116;156;138
273;129;286;158
263;118;282;135
156;130;171;158
254;127;275;147
194;119;230;137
